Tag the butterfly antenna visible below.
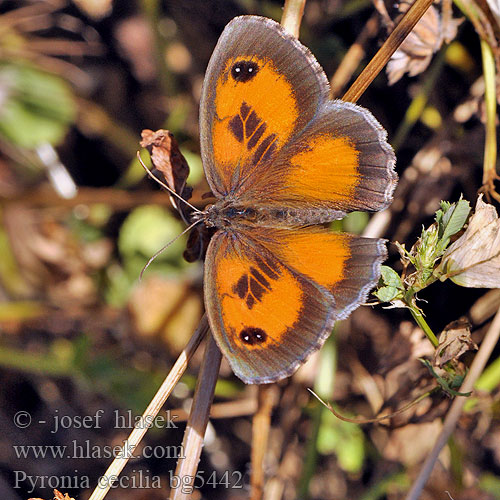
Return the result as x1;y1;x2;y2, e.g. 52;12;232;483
136;151;202;214
139;218;203;281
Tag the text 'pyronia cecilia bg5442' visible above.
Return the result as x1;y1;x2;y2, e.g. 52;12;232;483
194;15;397;384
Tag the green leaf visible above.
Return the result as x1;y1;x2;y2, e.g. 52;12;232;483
317;409;365;473
118;205;185;260
380;265;403;288
374;286;402;302
342;211;369;234
436;198;471;252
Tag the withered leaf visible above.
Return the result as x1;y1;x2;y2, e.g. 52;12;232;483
140;129;210;262
140;129;193;223
386;1;462;85
434;318;477;367
28;490;76;500
442;194;500;288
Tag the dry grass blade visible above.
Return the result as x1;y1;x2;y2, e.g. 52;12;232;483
86;315;208;500
250;385;279;500
330;14;380;98
342;0;435;103
171;334;222;500
281;0;306;37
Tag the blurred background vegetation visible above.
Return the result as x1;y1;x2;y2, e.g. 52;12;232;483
1;0;500;499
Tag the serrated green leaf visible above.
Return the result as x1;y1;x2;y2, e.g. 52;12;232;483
380;265;402;288
374;286;401;302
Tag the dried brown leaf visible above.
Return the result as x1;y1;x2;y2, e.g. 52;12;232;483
140;129;193;223
442;194;500;288
386;1;462;84
434;319;478;367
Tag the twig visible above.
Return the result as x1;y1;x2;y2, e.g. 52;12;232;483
171;334;222;499
250;385;279;500
343;0;435;103
87;315;208;500
2;187;176;209
281;0;306;38
406;306;500;500
480;38;500;202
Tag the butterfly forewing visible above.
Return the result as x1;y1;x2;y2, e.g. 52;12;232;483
199;16;329;198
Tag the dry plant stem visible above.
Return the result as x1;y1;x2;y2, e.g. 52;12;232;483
171;334;223;500
406;306;500;500
3;187;175;210
310;386;440;424
281;0;306;38
250;385;279;500
342;0;435;103
453;0;497;51
170;398;258;422
480;38;500;202
330;15;379;98
87;316;208;500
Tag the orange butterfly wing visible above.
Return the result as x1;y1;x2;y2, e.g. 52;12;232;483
204;227;385;384
199;16;396;215
239;100;397;215
200;16;329;198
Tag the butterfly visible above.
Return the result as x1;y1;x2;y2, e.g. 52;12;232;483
194;15;397;384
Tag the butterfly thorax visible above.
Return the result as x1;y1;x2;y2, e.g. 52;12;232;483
201;201;258;230
201;200;341;229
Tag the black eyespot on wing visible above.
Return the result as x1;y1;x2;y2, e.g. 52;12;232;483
231;61;259;82
240;327;267;345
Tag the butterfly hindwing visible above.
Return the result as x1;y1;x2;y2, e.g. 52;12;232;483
204;227;386;383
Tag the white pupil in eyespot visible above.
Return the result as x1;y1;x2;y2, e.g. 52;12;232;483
235;67;240;72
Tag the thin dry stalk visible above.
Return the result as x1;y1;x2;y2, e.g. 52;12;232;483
86;315;208;500
171;334;223;500
170;398;258;422
250;385;280;500
406;306;500;500
4;187;176;209
281;0;306;38
342;0;435;103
